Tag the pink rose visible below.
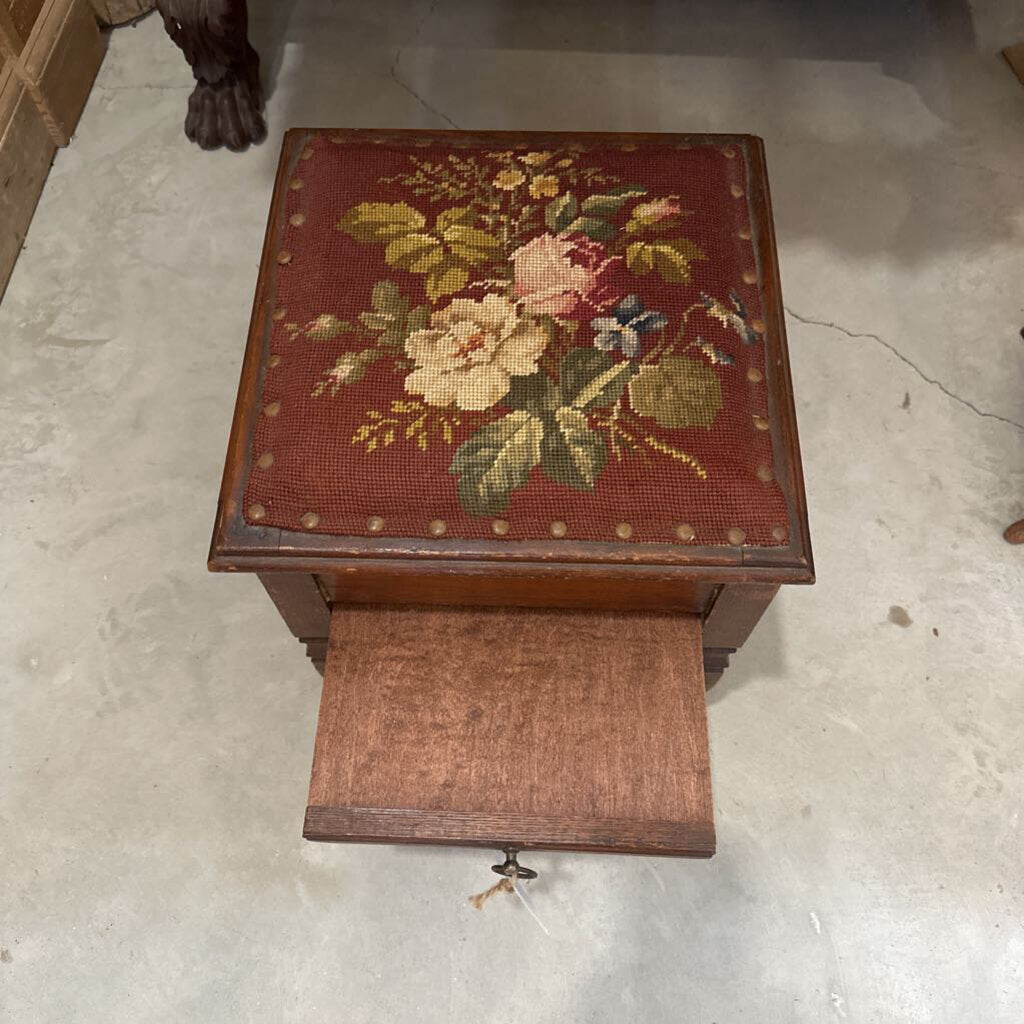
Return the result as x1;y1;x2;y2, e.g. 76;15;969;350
510;233;623;319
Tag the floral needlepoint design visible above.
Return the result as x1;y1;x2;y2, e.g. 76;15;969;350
404;294;549;411
511;233;623;319
270;136;784;532
591;295;668;357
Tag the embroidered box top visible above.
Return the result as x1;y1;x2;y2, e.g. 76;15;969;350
212;130;811;583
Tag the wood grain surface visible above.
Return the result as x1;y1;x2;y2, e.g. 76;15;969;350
306;604;714;856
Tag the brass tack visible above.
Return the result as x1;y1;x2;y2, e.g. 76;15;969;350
771;524;788;542
753;414;770;431
301;148;314;160
272;307;286;321
429;519;447;537
277;250;292;265
550;520;568;539
756;464;775;482
615;522;634;540
267;354;281;368
750;318;766;334
367;515;385;533
289;212;306;227
722;146;736;158
738;227;752;241
742;270;758;285
620;143;638;151
730;183;745;198
675;523;695;542
256;452;274;469
263;401;281;417
301;512;320;530
747;366;763;383
329;134;344;143
247;503;266;521
289;178;304;190
727;527;747;546
491;519;510;537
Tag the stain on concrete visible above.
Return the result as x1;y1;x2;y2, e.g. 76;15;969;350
0;948;12;964
901;391;911;410
887;605;913;627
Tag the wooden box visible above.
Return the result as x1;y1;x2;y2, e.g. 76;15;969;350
211;129;813;858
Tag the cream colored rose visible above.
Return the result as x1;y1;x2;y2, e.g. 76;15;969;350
404;294;549;411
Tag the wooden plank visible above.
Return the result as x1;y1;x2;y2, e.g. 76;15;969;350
0;6;25;59
0;60;56;300
306;605;714;856
4;0;45;45
1004;44;1024;86
19;0;103;145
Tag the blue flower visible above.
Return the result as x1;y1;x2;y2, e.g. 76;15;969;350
591;295;668;357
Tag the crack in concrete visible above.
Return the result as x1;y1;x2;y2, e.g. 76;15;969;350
390;1;460;130
785;307;1024;433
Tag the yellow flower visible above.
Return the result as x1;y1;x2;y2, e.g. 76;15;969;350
520;151;552;166
554;158;573;169
493;168;525;190
528;175;560;199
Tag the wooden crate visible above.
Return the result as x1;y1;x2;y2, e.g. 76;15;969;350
0;0;104;297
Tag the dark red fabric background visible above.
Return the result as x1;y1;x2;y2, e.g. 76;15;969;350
244;132;789;547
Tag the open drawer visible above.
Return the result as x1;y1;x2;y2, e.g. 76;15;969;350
304;605;715;858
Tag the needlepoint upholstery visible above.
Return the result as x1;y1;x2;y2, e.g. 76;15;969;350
243;130;790;548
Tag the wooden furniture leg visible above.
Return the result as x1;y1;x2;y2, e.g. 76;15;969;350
701;583;779;688
257;573;331;674
156;0;265;151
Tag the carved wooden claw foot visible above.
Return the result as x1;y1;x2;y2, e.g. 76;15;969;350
185;75;266;152
158;0;266;151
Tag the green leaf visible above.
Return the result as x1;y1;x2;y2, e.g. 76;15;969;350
371;280;407;315
559;348;635;409
649;239;705;283
441;225;499;254
385;233;444;271
540;406;608;491
502;371;560;413
628;355;723;429
406;305;430;333
304;314;354;341
436;206;475;231
580;193;633;217
562;216;615;242
425;263;469;302
545;194;578;233
626;241;654;275
338;201;426;242
359;311;397;332
448;411;544;516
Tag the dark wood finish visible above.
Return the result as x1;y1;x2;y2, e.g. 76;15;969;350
256;571;331;671
305;604;715;856
210;130;813;599
156;0;265;151
304;807;713;857
314;567;717;613
702;647;733;690
701;583;779;649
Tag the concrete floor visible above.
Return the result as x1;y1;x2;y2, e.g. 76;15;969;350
2;2;1023;1021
